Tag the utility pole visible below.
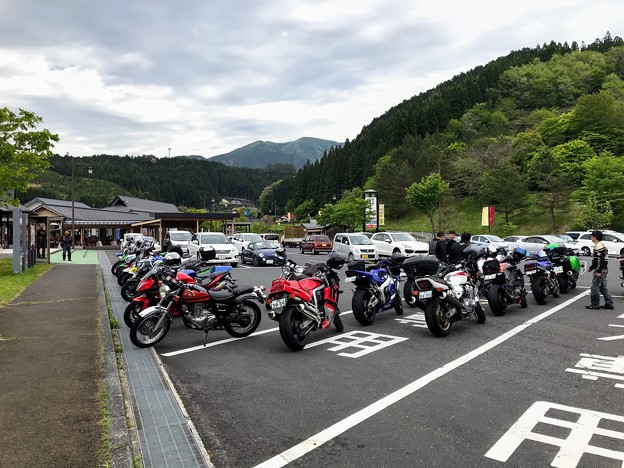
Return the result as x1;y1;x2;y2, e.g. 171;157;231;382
168;147;171;158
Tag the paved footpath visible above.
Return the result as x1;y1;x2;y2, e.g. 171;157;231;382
0;263;132;467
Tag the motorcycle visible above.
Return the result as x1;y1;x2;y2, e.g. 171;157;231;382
407;250;486;337
129;274;265;348
484;247;529;316
345;255;404;326
524;251;560;305
265;254;345;351
543;244;585;294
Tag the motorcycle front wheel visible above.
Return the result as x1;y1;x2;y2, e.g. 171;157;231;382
334;313;344;332
123;301;143;328
393;291;403;315
279;306;310;351
486;284;506;316
130;313;171;348
403;279;418;308
424;297;452;337
531;276;547;305
111;260;122;276
225;300;262;338
352;289;378;326
475;301;486;324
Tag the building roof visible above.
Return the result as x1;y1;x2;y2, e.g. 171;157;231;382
110;195;179;213
21;197;91;211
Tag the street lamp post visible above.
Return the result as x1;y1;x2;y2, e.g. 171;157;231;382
211;198;215;212
69;153;93;247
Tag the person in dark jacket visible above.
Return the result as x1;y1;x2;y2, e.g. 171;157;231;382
446;230;457;251
449;232;471;262
586;230;614;310
434;231;448;262
36;225;47;258
60;230;73;261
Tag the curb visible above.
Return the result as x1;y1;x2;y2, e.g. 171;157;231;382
96;265;136;467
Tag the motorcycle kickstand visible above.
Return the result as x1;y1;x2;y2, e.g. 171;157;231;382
203;329;214;347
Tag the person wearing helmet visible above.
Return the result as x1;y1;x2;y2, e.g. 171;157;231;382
326;252;345;270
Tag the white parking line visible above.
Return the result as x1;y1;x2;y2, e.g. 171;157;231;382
161;311;354;357
253;290;591;468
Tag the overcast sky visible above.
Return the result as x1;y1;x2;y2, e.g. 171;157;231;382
2;0;624;159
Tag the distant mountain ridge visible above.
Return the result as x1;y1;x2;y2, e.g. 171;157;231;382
208;137;340;169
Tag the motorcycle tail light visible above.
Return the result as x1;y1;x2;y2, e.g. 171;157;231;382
416;280;431;290
524;263;536;273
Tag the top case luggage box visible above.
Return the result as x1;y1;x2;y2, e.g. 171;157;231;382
402;254;439;276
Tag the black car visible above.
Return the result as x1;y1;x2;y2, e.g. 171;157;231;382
241;241;287;266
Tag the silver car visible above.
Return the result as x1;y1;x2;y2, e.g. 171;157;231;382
517;235;577;255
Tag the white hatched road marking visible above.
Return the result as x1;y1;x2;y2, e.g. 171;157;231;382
253;290;590;468
305;331;409;358
485;401;624;466
598;324;624;341
395;312;427;328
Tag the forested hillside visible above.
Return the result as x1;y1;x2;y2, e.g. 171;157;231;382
260;33;624;232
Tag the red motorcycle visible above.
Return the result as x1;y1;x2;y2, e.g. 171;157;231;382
266;253;345;351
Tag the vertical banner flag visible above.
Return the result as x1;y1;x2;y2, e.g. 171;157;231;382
481;206;496;226
364;191;378;230
379;204;385;227
489;206;495;226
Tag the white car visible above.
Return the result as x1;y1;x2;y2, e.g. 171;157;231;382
332;233;378;262
231;233;263;254
517;235;577;255
470;234;508;250
163;229;192;254
574;231;624;256
502;235;524;251
370;231;428;257
188;232;239;267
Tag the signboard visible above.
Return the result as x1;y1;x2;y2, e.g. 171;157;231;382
364;191;378;230
379;204;385;227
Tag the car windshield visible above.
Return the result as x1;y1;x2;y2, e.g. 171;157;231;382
486;235;504;242
243;234;263;242
170;232;191;241
556;234;574;242
543;235;565;243
391;233;415;242
314;236;330;242
262;234;279;241
252;241;275;249
350;235;373;245
200;233;228;244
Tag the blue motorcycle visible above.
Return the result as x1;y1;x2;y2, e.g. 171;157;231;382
524;251;560;305
345;255;405;326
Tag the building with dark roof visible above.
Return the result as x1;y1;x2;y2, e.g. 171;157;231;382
109;195;179;214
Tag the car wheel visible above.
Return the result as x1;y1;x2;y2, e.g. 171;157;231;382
241;255;246;265
300;246;304;254
582;246;591;256
348;253;354;263
231;262;238;268
252;256;259;266
312;248;316;255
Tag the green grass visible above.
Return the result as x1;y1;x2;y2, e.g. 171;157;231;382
0;259;53;307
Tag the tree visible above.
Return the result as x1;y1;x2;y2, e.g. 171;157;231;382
576;192;613;229
293;199;316;222
0;107;59;205
479;161;528;223
405;173;449;234
331;197;368;231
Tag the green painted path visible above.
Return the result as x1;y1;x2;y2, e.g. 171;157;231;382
50;248;100;264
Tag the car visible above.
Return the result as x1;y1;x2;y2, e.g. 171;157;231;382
370;231;428;257
300;234;332;254
122;233;143;249
332;233;378;262
241;240;287;266
502;235;524;250
357;232;374;239
563;231;586;241
574;231;624;256
470;234;508;249
259;233;280;243
187;232;239;267
163;229;192;254
231;233;263;254
517;235;577;255
555;234;575;244
142;236;161;252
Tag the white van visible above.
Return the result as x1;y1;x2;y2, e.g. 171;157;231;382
331;233;378;262
163;229;192;254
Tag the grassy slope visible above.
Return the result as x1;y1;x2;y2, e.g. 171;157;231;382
0;259;53;306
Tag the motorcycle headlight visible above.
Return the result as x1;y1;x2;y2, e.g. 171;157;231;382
159;284;170;298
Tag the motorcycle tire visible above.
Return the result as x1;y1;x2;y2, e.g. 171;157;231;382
130;313;170;348
121;279;139;302
475;301;486;324
403;279;418;308
531;276;547;305
393;292;403;315
557;275;568;294
111;260;122;276
352;289;377;326
552;280;560;298
486;284;506;316
279;306;309;351
225;300;262;338
334;313;344;332
124;301;143;328
117;272;129;286
424;297;452;337
568;278;577;290
520;295;528;308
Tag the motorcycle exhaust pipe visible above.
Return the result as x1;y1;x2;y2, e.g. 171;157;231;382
297;304;322;325
440;291;464;310
268;311;276;320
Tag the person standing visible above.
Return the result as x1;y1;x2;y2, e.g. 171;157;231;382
586;230;614;310
446;230;457;251
36;224;47;258
434;231;448;262
449;232;472;262
60;230;73;261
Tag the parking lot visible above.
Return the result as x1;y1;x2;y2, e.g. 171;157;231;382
105;249;624;467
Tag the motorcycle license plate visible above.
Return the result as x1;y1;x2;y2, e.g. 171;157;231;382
418;290;432;299
266;260;274;264
554;266;563;274
484;274;497;280
271;298;286;309
362;255;369;259
344;276;356;282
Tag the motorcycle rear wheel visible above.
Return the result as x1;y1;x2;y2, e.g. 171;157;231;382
393;292;403;315
130;313;170;348
557;275;568;294
352;289;377;326
531;276;547;305
225;300;262;338
279;306;310;351
424;297;452;337
486;284;506;316
403;279;418;308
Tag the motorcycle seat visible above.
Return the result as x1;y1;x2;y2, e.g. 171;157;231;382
210;285;254;301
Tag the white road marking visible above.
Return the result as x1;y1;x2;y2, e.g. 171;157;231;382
253;290;590;468
598;324;624;341
305;331;408;358
161;311;353;357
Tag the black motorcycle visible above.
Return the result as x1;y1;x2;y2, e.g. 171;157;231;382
484;247;528;316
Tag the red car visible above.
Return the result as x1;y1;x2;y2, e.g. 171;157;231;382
300;234;332;254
